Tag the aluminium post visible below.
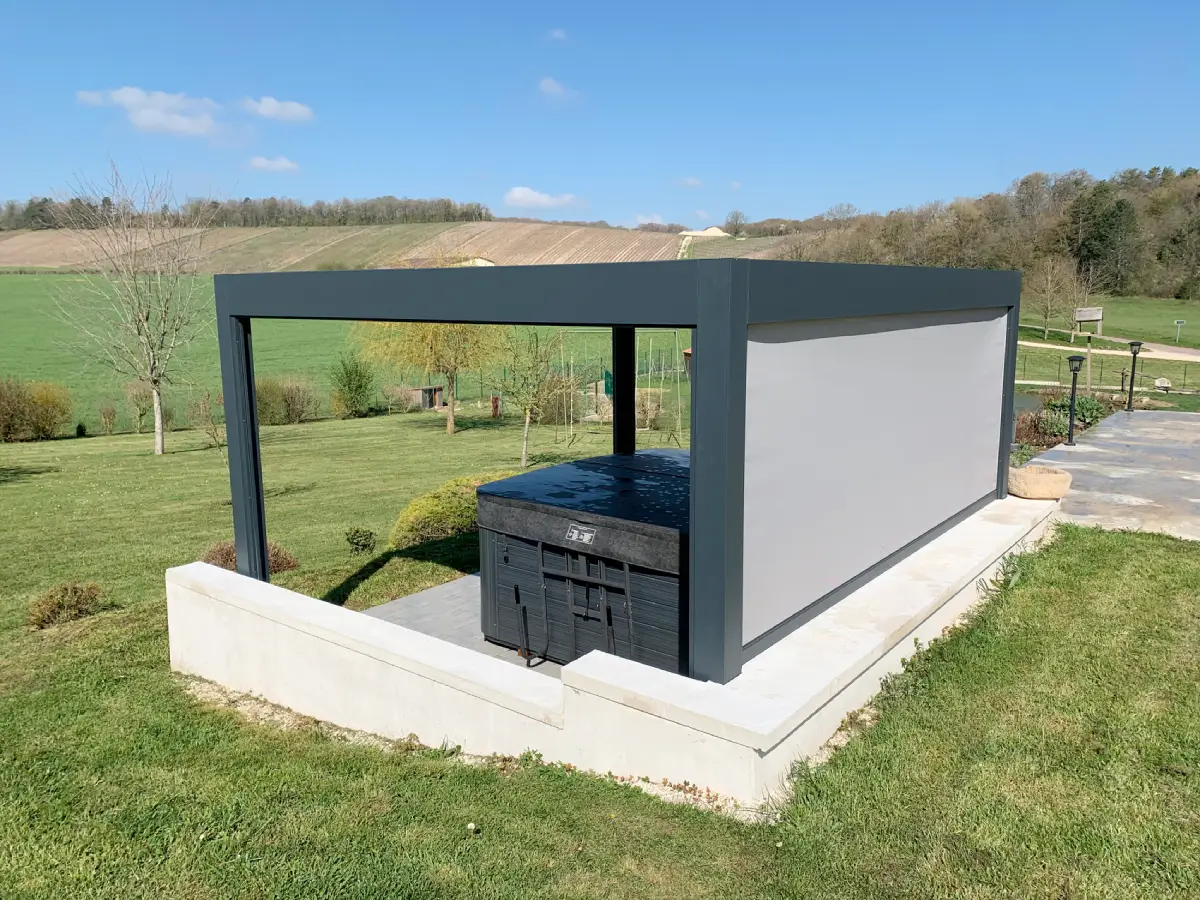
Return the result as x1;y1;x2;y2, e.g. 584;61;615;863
612;326;636;454
215;285;269;581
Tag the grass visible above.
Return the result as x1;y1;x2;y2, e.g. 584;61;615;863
689;236;785;258
1015;344;1199;392
1017;323;1128;350
0;275;692;436
1020;295;1200;349
2;409;1199;896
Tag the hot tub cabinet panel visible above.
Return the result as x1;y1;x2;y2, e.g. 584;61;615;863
478;451;690;674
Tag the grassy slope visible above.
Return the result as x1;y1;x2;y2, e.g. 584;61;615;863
1;416;1198;896
0;276;694;435
1020;295;1200;349
689;236;784;258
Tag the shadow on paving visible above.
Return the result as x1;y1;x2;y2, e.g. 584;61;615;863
321;532;479;606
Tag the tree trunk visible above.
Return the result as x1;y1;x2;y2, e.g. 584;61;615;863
152;385;165;455
445;376;456;434
1043;320;1050;340
521;407;531;468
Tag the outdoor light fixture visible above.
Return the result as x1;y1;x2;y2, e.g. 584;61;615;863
1066;355;1085;446
1126;341;1144;411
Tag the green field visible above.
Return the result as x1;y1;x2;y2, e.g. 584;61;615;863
1019;295;1200;349
1015;344;1199;390
0;275;692;435
1;413;1198;897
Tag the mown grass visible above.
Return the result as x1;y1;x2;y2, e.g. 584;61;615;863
1;411;1199;897
1015;343;1199;391
1017;323;1128;350
1019;295;1200;349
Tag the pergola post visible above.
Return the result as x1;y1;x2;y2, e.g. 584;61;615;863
611;326;636;454
216;304;269;582
687;261;748;682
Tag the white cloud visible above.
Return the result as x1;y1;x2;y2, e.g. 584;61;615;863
538;77;568;98
242;96;314;122
249;155;300;173
695;209;709;221
504;186;576;209
77;86;219;137
678;176;702;188
731;180;743;191
549;28;567;40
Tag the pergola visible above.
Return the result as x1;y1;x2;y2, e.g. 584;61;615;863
215;258;1020;683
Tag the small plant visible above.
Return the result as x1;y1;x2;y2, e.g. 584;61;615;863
389;471;517;548
329;353;376;419
125;382;154;433
189;391;226;453
26;382;73;439
1037;408;1070;438
27;581;108;629
201;539;299;574
345;527;377;555
75;422;87;438
1043;393;1108;428
98;402;117;435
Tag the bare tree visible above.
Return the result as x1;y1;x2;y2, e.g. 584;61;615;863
1024;255;1076;340
55;165;215;454
724;210;747;237
824;202;860;227
491;327;562;467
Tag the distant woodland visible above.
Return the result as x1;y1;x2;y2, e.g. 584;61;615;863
4;165;1198;297
0;195;493;229
753;167;1200;299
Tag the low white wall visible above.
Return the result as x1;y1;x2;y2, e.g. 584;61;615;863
167;496;1055;807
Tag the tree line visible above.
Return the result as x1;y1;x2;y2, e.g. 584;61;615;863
756;166;1200;299
0;195;493;230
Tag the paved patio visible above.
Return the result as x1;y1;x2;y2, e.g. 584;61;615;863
361;575;563;678
1031;410;1200;541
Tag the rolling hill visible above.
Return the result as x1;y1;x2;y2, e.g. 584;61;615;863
0;222;692;272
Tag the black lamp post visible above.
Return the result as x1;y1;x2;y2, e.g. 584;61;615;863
1066;355;1084;446
1125;341;1144;411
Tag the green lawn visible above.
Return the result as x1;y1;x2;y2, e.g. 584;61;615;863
1;413;1198;898
1016;323;1128;350
1015;344;1200;392
1020;295;1200;349
0;275;692;436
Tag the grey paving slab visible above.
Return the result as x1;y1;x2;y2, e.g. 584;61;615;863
360;575;562;678
1031;410;1200;541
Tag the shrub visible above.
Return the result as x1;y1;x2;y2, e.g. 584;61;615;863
75;422;87;438
636;387;664;430
125;382;153;433
330;353;376;419
345;527;377;555
1037;408;1070;438
26;382;72;440
256;376;320;426
382;384;420;413
0;378;32;441
27;581;107;629
1043;393;1109;428
533;372;581;425
99;402;117;435
390;471;518;548
201;539;299;574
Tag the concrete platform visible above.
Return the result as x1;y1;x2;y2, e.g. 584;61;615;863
166;495;1055;806
1031;410;1200;541
361;576;562;678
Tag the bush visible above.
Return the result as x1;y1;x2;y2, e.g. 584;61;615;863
390;471;518;548
256;376;319;426
125;382;153;433
201;539;299;575
0;380;72;441
382;384;420;413
99;402;117;435
1037;408;1070;437
330;353;376;419
1043;393;1109;428
0;378;31;441
75;422;87;438
345;527;377;555
533;372;582;425
27;581;108;629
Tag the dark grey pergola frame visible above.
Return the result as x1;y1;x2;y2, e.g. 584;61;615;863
216;258;1021;684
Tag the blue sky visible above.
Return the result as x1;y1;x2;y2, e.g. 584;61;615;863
2;0;1197;227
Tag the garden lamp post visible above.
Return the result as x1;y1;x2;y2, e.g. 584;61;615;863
1125;341;1143;411
1066;355;1085;446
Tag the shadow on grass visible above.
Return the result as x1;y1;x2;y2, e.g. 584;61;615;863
218;482;317;507
321;532;479;606
0;464;60;486
400;412;512;434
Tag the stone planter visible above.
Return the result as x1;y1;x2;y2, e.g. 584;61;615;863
1008;465;1071;500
